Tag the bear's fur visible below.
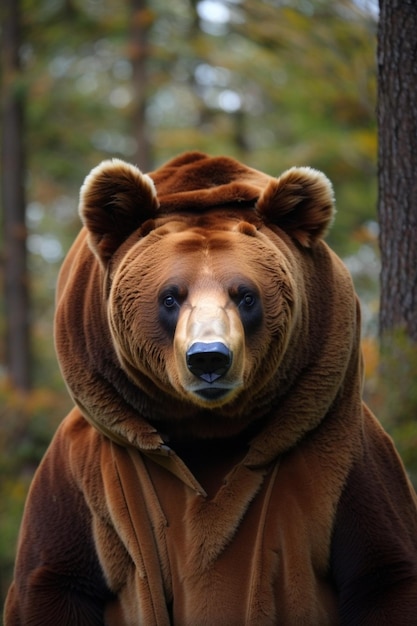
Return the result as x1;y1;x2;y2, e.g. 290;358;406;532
5;152;417;625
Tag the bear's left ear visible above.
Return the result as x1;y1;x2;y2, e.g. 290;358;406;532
79;158;159;265
256;166;335;247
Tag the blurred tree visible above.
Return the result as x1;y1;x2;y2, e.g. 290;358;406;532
377;0;417;341
372;0;417;488
1;0;31;391
129;0;153;169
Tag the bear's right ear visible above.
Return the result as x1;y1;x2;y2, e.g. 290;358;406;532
79;159;159;265
256;167;335;247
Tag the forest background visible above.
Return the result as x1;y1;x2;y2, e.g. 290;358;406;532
1;0;415;610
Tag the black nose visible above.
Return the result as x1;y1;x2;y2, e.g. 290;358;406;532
186;342;232;383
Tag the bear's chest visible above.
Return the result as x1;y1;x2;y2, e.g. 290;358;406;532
99;444;339;625
167;436;249;498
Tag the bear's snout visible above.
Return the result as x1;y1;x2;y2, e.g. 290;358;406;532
186;341;232;383
171;291;245;406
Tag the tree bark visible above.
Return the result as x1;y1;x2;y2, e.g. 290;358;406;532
1;0;31;390
129;0;153;171
377;0;417;340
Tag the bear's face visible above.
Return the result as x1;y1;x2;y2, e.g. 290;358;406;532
106;212;298;409
73;154;336;436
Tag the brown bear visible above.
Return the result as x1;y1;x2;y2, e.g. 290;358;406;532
4;151;417;625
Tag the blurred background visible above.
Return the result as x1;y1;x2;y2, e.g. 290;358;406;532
1;0;416;610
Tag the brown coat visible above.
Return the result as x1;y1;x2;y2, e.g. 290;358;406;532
5;152;417;625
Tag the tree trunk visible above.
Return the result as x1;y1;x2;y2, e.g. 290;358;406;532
129;0;153;171
1;0;31;390
377;0;417;341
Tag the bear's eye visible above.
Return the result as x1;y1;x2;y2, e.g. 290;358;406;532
163;294;177;309
159;285;186;310
232;285;263;333
158;285;186;337
241;292;256;308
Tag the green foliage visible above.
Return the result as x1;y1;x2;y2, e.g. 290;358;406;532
365;330;417;488
19;0;378;265
363;332;417;489
0;382;71;603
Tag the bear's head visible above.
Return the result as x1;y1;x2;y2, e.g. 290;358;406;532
55;152;360;452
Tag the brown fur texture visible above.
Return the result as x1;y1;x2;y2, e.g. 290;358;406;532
5;152;417;625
